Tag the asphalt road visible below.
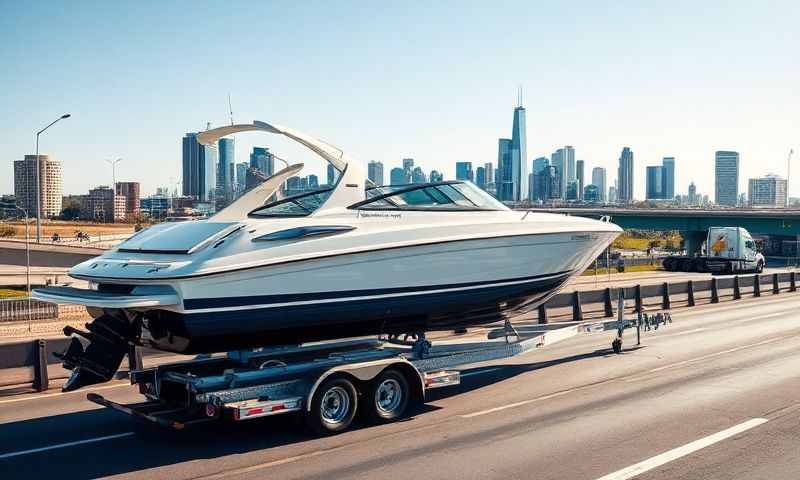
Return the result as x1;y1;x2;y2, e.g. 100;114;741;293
2;293;800;479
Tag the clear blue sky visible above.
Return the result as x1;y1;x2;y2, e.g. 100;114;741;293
1;1;798;199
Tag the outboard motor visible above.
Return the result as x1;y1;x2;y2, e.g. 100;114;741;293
56;313;135;391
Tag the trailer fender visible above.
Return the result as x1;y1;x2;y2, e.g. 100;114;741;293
305;358;424;412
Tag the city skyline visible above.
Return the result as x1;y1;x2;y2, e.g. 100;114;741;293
1;2;798;200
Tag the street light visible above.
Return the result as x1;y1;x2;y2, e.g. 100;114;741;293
106;157;123;189
35;113;71;243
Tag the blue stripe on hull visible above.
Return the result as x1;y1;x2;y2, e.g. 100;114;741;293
145;273;571;354
182;270;572;310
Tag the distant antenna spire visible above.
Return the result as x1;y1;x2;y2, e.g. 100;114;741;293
228;93;234;126
206;121;211;131
518;85;523;107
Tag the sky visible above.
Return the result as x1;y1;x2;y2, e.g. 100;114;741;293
1;1;798;200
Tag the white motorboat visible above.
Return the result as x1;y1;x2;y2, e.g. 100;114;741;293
33;120;622;390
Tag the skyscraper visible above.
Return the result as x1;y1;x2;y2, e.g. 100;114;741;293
217;137;235;206
617;147;634;203
564;146;576;186
249;147;274;177
550;149;564;199
115;182;140;220
661;157;675;199
484;162;494;193
576;160;585;201
715;151;739;206
430;170;444;182
476;167;486;188
497;139;513;201
13;154;63;218
182;133;217;202
591;167;607;202
390;167;406;186
367;161;384;186
688;182;698;205
510;100;528;202
235;162;248;195
646;166;663;200
455;162;473;182
412;166;427;184
327;163;340;186
533;165;560;201
748;175;786;207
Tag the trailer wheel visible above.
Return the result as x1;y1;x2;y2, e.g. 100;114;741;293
680;260;692;272
366;369;410;423
662;259;674;272
307;377;358;434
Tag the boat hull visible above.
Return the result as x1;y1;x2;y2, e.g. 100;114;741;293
141;231;615;353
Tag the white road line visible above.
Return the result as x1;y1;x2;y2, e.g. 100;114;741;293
459;383;605;419
0;432;135;459
0;382;131;405
654;327;707;339
646;336;786;374
460;367;503;378
594;418;768;480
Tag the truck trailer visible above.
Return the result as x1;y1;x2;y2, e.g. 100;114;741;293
663;226;764;274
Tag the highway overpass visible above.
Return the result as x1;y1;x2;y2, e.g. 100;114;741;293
0;240;102;268
527;207;800;254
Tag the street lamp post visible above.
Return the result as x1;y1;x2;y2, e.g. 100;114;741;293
13;205;32;330
35;113;71;243
106;157;123;189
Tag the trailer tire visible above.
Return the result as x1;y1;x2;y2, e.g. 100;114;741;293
680;260;693;272
366;369;410;423
663;258;675;272
306;377;358;434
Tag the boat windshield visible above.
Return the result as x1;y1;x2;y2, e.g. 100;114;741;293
355;181;509;211
249;188;334;217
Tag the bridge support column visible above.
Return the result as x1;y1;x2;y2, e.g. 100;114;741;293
682;231;706;257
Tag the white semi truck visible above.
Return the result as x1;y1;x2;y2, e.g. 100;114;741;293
663;226;765;274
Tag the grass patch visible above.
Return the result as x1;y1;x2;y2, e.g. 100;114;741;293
0;288;28;298
581;264;662;276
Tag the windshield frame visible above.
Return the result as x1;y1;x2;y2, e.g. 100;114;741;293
247;186;335;218
349;181;509;212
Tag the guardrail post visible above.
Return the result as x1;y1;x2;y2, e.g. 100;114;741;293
603;288;614;317
711;277;719;303
33;339;49;392
661;282;671;310
753;274;761;297
791;271;797;292
572;291;583;321
773;273;780;294
687;280;695;306
634;285;642;313
733;276;741;300
537;304;548;324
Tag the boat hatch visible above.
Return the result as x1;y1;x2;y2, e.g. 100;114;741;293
117;221;243;254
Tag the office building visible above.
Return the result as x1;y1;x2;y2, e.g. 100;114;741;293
609;185;618;203
510;101;528;201
115;182;140;220
497;139;513;201
455;162;473;182
235;162;249;195
430;170;443;182
412;166;427;184
646;166;663;200
475;166;486;188
182;133;217;203
82;186;126;222
367;161;384;186
533;165;560;201
584;184;600;203
715;151;739;206
564;146;576;185
617;147;634;202
748;175;787;207
483;163;495;192
249;147;274;177
307;174;319;189
140;195;171;219
550;149;565;199
390;167;406;186
13;154;63;218
662;157;675;199
591;167;607;202
688;182;698;205
576;160;585;201
217;138;235;206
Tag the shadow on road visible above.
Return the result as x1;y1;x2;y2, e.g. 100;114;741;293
0;344;639;479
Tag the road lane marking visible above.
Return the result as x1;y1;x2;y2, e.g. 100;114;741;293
0;432;135;459
594;418;768;480
0;382;131;405
654;327;707;339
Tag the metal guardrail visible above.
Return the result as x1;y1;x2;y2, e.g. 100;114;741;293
0;298;59;322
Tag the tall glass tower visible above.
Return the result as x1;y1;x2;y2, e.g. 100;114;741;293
510;100;528;202
617;147;634;203
497;138;513;201
715;151;739;206
217;137;235;206
182;133;217;203
661;157;675;199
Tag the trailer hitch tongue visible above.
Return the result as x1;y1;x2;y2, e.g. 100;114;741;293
57;314;131;392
